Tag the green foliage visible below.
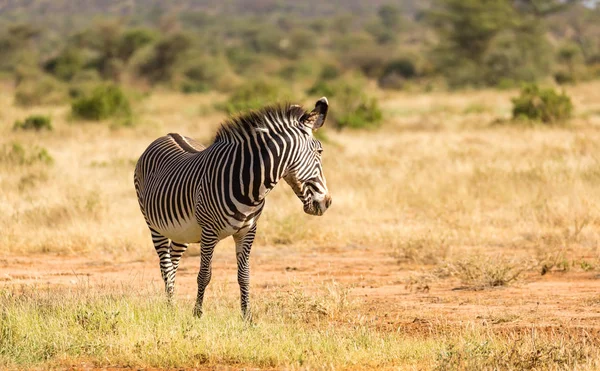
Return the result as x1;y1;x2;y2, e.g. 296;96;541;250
44;47;85;81
68;70;103;98
71;84;131;121
180;56;234;93
338;45;388;78
117;28;157;62
138;33;192;82
378;58;417;90
308;77;383;130
278;59;319;82
554;70;575;85
378;4;402;30
307;81;336;98
511;84;573;124
13;115;53;131
0;24;40;72
219;80;290;114
0;1;586;93
284;29;317;59
337;97;382;130
320;64;341;81
428;0;552;88
382;59;416;79
14;74;66;107
0;142;53;166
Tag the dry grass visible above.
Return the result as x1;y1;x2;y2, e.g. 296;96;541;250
2;81;600;368
2;282;599;370
2;83;600;258
0;282;428;369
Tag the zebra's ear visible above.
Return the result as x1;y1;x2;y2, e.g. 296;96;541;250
300;97;328;131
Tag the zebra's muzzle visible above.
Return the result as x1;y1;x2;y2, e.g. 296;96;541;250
305;194;332;216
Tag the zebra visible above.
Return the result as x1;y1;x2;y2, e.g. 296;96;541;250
134;98;332;319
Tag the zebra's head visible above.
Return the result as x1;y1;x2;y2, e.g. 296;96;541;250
283;97;332;216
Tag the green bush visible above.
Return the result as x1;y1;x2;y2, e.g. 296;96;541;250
511;84;573;124
307;81;336;98
138;33;192;82
14;75;66;107
68;70;102;99
219;80;290;114
337;97;382;130
71;84;131;121
320;64;341;80
307;77;383;130
117;28;157;62
382;58;416;79
554;70;575;85
378;58;417;90
13;115;52;131
0;142;53;166
44;47;85;81
180;56;232;93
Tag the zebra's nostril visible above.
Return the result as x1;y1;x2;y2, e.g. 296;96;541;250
326;197;332;208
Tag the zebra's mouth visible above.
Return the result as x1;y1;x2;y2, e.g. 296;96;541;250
303;195;331;216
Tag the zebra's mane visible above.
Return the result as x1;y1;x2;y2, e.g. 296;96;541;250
214;103;308;143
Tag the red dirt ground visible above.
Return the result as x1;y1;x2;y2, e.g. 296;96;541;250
2;245;600;333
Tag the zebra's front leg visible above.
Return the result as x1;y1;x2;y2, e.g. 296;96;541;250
234;224;257;321
193;232;218;318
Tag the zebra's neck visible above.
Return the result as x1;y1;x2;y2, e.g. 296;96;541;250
211;126;298;209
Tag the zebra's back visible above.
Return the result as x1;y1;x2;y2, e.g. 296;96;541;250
134;133;206;243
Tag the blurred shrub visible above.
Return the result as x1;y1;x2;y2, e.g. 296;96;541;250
283;29;317;59
278;59;319;82
382;59;416;79
138;33;192;82
44;47;85;81
0;142;53;166
307;77;382;130
226;48;263;75
71;84;131;120
554;70;575;85
218;79;290;114
13;115;52;131
428;1;551;88
320;64;341;80
181;81;210;94
307;81;336;98
242;24;282;55
68;70;103;98
180;56;234;93
378;58;417;90
338;45;388;78
14;74;66;106
117;28;157;62
511;84;573;124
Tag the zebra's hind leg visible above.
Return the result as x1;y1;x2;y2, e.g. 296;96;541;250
150;228;176;301
169;241;189;290
234;224;257;321
193;231;218;318
170;241;189;274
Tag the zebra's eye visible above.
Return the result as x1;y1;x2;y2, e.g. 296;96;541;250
316;148;323;155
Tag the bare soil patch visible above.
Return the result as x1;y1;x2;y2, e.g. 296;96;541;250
3;245;600;333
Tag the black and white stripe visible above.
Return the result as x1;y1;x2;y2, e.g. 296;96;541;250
134;98;332;319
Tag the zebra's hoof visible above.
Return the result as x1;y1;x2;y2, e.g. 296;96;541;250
192;306;203;318
242;310;253;323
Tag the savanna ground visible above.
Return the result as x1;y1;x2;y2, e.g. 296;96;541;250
1;82;600;370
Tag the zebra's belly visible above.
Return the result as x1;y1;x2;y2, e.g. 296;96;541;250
153;217;202;243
